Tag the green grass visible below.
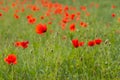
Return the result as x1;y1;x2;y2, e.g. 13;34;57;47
0;0;120;80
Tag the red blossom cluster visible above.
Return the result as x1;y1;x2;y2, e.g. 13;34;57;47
14;13;19;19
80;21;88;27
14;41;29;49
26;15;36;24
72;39;84;48
72;38;102;48
88;38;102;47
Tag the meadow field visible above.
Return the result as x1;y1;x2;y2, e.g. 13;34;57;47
0;0;120;80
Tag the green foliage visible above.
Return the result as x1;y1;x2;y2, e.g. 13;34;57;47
0;0;120;80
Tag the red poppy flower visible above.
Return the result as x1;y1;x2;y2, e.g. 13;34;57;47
65;12;69;17
112;5;116;9
31;5;40;11
26;15;36;24
4;54;17;65
21;8;25;12
48;21;52;24
80;21;88;27
36;24;47;34
20;41;29;48
40;16;44;20
62;18;68;23
15;9;19;13
61;23;66;30
95;4;99;8
88;40;95;46
112;13;116;17
70;14;75;20
86;12;90;17
14;14;19;19
79;42;84;46
28;17;36;24
72;39;84;48
15;42;21;47
14;41;29;49
72;39;79;48
76;16;80;21
80;6;87;11
54;7;62;14
95;39;102;45
26;15;32;19
80;22;84;26
70;23;76;31
64;6;69;11
12;3;16;7
0;13;2;17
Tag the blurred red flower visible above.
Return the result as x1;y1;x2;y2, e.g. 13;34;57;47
26;15;36;24
62;18;68;23
79;42;84;46
15;42;21;47
28;17;36;24
4;54;17;65
72;39;79;48
112;13;116;17
0;13;2;17
88;40;95;46
15;41;29;49
112;5;116;9
20;41;29;48
12;3;16;7
14;14;19;19
27;15;32;19
72;39;84;48
36;24;47;34
70;23;76;31
40;16;44;20
80;6;87;11
70;14;75;20
80;21;88;27
95;39;102;45
31;5;40;11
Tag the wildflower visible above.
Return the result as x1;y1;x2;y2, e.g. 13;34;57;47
0;13;2;16
28;17;36;24
36;24;47;34
14;41;21;47
26;15;32;19
72;39;79;48
72;39;84;48
14;14;19;19
40;16;44;20
111;5;116;9
79;42;84;46
95;39;102;45
88;40;95;46
4;54;17;65
80;21;88;27
14;41;29;49
112;13;116;17
70;14;75;20
70;23;76;31
80;6;87;11
20;41;29;48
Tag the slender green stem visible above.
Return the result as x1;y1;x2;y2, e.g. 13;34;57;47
12;65;14;80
